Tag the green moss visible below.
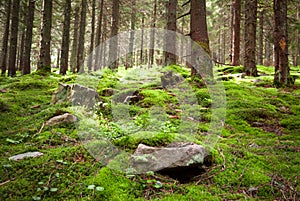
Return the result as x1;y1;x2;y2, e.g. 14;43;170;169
140;89;176;107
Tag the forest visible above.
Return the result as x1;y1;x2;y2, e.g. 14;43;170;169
0;0;299;200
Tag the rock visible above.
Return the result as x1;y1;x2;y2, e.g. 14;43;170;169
133;143;211;182
51;83;101;108
45;113;77;126
9;152;44;161
161;71;184;88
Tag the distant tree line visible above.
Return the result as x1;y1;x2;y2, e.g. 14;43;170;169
0;0;298;86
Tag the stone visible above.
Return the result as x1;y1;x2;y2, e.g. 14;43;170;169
45;113;77;126
9;152;44;161
51;83;101;108
132;143;211;182
161;71;184;88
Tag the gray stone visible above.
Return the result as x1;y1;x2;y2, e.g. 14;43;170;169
161;71;184;88
133;143;210;173
51;83;101;108
45;113;77;126
9;152;44;161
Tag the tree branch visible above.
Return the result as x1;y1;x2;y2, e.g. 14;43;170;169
182;0;191;7
177;10;190;20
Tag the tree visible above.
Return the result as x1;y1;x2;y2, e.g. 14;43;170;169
76;0;87;73
273;0;290;85
8;0;20;77
148;0;157;67
0;0;11;76
165;0;177;66
244;0;258;76
190;0;210;76
128;0;136;68
109;0;120;70
38;0;53;72
21;0;34;74
87;0;96;72
70;6;80;73
231;0;241;66
257;9;264;65
94;0;104;71
59;0;71;75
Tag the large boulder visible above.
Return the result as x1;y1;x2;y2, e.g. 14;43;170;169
51;83;101;108
133;143;211;182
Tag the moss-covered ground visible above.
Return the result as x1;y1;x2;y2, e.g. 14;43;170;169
0;65;299;200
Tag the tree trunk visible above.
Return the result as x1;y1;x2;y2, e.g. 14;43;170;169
38;0;52;72
295;5;300;66
8;0;20;77
128;0;136;69
139;15;145;66
23;0;35;75
76;0;87;73
1;0;11;75
109;0;120;70
148;0;157;68
70;7;80;73
165;0;177;66
244;0;257;76
59;0;71;75
94;0;104;71
273;0;290;86
231;0;241;66
87;0;96;72
19;29;26;71
257;9;264;65
190;0;210;76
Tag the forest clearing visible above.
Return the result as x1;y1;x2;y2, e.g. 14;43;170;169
0;0;300;200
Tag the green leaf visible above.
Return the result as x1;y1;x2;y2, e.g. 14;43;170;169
50;188;58;192
55;173;60;178
87;185;95;189
32;196;41;201
153;181;163;189
96;186;104;191
43;187;49;191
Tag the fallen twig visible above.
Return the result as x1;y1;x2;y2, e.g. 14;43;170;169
0;178;16;186
218;147;226;172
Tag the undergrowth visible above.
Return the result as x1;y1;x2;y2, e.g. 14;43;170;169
0;65;299;200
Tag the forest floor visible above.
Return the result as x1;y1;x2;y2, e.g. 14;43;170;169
0;65;299;201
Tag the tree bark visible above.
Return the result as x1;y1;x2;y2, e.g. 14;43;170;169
244;0;257;76
8;0;20;77
295;5;300;66
128;0;136;69
23;0;35;75
70;7;80;73
87;0;96;72
231;0;241;66
59;0;71;75
257;9;264;65
38;0;52;73
109;0;120;70
148;0;157;68
94;0;104;71
76;0;87;73
165;0;177;66
1;0;11;75
19;29;26;71
139;15;145;66
190;0;210;76
273;0;290;86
